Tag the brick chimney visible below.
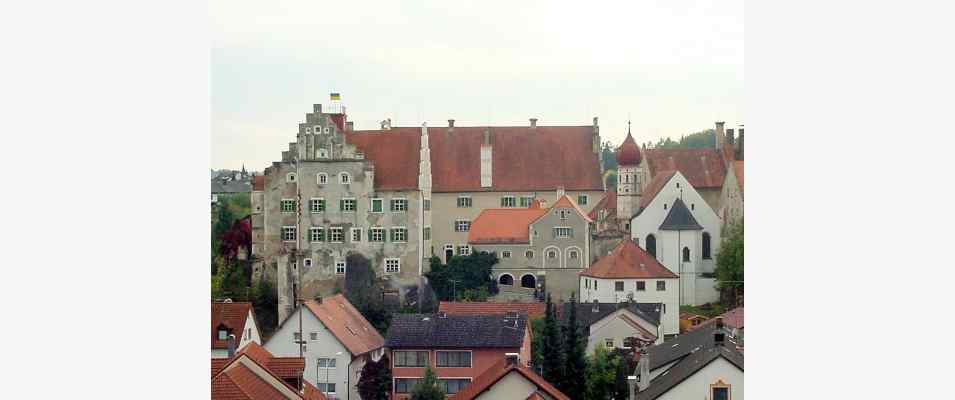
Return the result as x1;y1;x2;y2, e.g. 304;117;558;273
448;119;455;128
227;334;237;358
736;127;744;161
715;121;725;149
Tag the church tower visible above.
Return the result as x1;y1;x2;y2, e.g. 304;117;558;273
616;122;644;229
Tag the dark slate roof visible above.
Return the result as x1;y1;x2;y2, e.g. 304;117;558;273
560;302;662;327
385;313;527;349
211;179;251;194
645;323;743;371
658;198;703;231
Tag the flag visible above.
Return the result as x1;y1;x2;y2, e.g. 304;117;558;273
329;93;341;101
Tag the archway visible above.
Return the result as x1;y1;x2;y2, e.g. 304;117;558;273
499;274;514;286
520;274;537;289
646;234;657;259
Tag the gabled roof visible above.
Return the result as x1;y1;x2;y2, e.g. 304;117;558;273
439;301;546;319
302;295;385;357
588;189;617;221
561;302;662;327
386;313;528;348
644;323;742;371
345;129;421;191
635;345;743;400
467;208;547;244
213;301;255;349
450;358;570;400
637;171;677;214
550;195;593;223
212;343;322;400
644;148;726;189
580;240;678;279
658;198;703;231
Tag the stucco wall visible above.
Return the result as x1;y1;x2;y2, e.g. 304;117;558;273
655;357;743;400
390;347;522;399
579;277;679;336
473;370;540;400
719;167;743;228
586;309;663;354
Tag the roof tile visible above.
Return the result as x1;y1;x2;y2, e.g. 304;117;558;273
644;148;726;189
304;295;384;356
212;301;253;349
580;240;678;279
438;301;546;319
450;358;570;400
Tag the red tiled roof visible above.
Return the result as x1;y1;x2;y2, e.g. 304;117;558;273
638;170;676;210
645;148;726;189
580;239;678;279
213;342;306;381
450;358;570;400
734;161;744;195
439;301;546;319
616;131;642;165
467;208;547;244
304;294;385;356
212;360;288;400
347;125;603;192
213;301;254;349
302;381;328;400
698;306;744;330
212;345;313;400
588;189;617;221
550;195;593;223
253;175;265;191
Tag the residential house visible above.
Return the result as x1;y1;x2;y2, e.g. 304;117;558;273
695;307;744;344
385;312;532;399
561;301;665;354
438;301;546;319
679;313;708;333
628;319;743;400
467;195;592;301
579;239;680;337
264;294;385;400
212;166;252;204
212;341;327;400
213;300;261;359
450;354;570;400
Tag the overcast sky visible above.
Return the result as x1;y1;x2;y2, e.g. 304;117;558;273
211;0;744;170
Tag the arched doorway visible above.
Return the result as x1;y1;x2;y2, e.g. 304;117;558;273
444;245;454;262
646;234;657;259
499;274;514;286
520;274;537;289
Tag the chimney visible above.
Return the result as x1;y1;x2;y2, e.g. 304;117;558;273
481;128;492;188
505;352;520;366
530;118;538;129
227;334;237;358
556;186;565;198
346;121;354;132
714;121;725;150
714;317;726;346
636;348;650;392
736;127;744;161
627;375;637;400
448;119;455;128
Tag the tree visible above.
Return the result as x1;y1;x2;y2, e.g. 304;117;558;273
410;366;446;400
585;346;618;400
425;252;499;301
541;293;565;384
612;348;635;400
344;253;391;332
357;354;392;400
252;278;278;337
715;221;744;307
530;316;546;369
561;293;587;400
601;141;619;171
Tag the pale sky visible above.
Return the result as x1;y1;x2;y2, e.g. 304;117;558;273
211;0;744;170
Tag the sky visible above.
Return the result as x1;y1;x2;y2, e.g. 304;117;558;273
211;0;744;170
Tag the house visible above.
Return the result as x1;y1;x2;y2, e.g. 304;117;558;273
385;312;532;398
579;239;680;337
438;301;546;319
213;300;262;359
679;313;708;333
467;195;592;301
251;101;605;323
627;318;743;400
212;166;253;204
212;341;327;400
561;301;665;354
264;294;385;400
695;307;744;344
450;354;570;400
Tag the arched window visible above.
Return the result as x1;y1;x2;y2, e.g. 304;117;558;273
339;172;351;184
317;173;328;185
548;250;557;259
682;247;691;262
520;274;536;289
646;234;657;259
702;232;712;259
569;250;578;259
499;274;514;286
525;250;534;259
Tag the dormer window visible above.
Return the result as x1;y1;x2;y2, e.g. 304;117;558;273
216;324;229;340
340;172;351;184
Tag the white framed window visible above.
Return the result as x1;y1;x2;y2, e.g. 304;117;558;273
313;125;322;134
309;332;318;341
340;198;356;212
335;261;346;275
317;357;337;368
423;226;431;241
317;173;328;185
557;209;571;220
424;198;431;211
501;195;516;207
547;250;557;259
282;226;296;242
329;227;344;243
458;245;471;256
457;196;472;208
305;126;312;134
577;195;588;205
520;196;534;207
340;172;351;184
316;383;336;395
370;227;384;242
604;338;614;348
454;220;471;232
391;198;408;212
371;198;383;213
391;227;408;242
324;126;330;134
309;198;325;213
384;258;400;273
351;227;362;242
293;332;301;341
309;227;324;242
286;172;297;182
502;250;511;258
281;199;296;213
554;227;573;238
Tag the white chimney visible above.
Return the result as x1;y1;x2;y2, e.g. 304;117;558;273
637;348;650;392
480;128;492;188
530;118;538;129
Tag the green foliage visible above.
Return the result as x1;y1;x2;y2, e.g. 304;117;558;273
654;129;716;149
252;278;278;337
680;303;726;319
530;316;546;368
410;366;446;400
561;293;587;400
715;221;744;306
601;141;619;171
541;293;565;384
425;252;499;301
613;348;632;400
357;354;392;400
213;260;251;301
344;253;391;333
585;346;619;400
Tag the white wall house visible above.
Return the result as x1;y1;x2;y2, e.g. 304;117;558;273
212;301;262;359
265;295;385;400
567;302;665;355
579;240;680;337
630;170;722;306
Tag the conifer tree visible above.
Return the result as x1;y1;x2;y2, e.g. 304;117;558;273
562;292;587;399
410;366;445;400
541;293;565;384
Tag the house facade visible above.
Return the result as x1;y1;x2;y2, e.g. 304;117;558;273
449;355;570;400
562;301;664;354
264;295;385;400
467;195;591;301
212;300;262;359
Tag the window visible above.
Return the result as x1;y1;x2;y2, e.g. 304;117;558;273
548;250;557;259
657;281;666;291
351;228;362;242
501;196;516;207
370;227;384;242
310;227;324;242
281;199;296;213
585;280;590;289
391;227;408;242
315;383;336;394
339;172;351;184
502;250;511;258
391;198;407;212
340;198;356;212
304;259;312;268
569;250;579;259
305;127;311;133
287;173;296;182
282;226;296;242
605;338;614;348
457;196;472;208
293;332;301;341
520;196;534;207
384;258;400;273
682;247;691;262
310;332;318;340
424;198;431;211
577;195;588;205
636;281;646;291
317;357;337;368
371;198;383;213
458;245;471;256
646;234;657;259
309;198;325;213
553;227;573;238
423;226;431;241
664;203;668;210
702;232;712;259
393;350;429;367
218;329;228;340
324;126;330;134
395;378;421;394
525;250;534;259
557;209;571;220
454;220;471;232
438;378;471;395
436;351;472;368
317;148;328;158
329;227;343;243
711;386;730;400
318;173;328;185
691;203;695;210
